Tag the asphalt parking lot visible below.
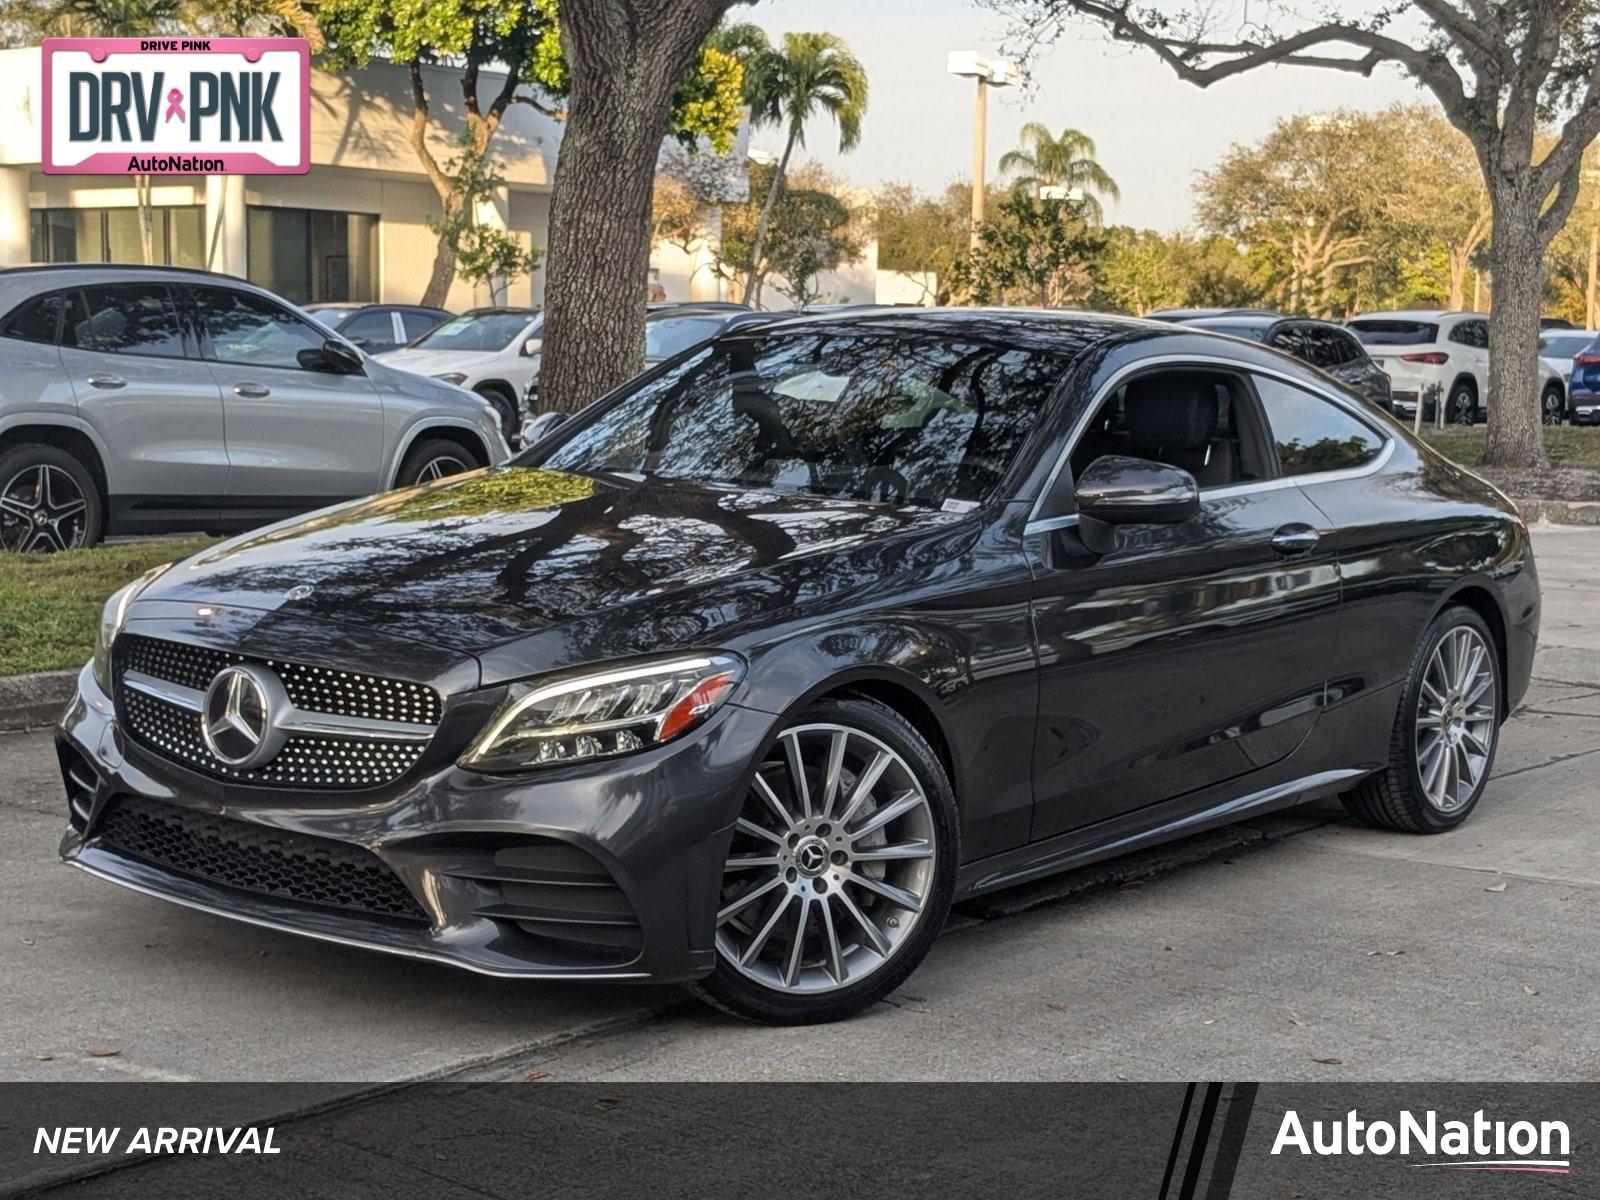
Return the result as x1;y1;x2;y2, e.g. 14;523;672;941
3;527;1598;1086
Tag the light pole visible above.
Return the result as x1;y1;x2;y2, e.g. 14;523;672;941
947;51;1015;251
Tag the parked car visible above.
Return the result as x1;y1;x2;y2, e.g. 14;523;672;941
1165;313;1392;411
522;302;775;420
1346;311;1491;423
376;307;542;445
59;308;1537;1023
1565;335;1600;425
304;303;451;356
0;265;508;553
1537;328;1598;423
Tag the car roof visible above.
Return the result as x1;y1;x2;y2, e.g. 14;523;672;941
1349;310;1482;322
457;306;539;317
1147;307;1277;321
1541;328;1600;339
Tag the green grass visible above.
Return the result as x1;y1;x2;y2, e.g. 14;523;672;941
1420;425;1600;469
0;537;217;676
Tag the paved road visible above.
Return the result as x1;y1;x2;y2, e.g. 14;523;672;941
3;528;1598;1086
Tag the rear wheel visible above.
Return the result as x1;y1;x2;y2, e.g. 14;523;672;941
691;697;958;1024
1542;384;1565;425
394;438;477;488
1343;606;1500;833
0;443;103;553
1447;380;1478;425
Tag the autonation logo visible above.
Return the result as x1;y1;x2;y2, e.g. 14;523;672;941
1272;1108;1571;1174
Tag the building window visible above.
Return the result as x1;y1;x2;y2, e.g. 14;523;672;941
30;206;204;268
246;206;377;304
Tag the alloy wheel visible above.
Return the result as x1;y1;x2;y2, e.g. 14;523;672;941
1414;625;1498;813
0;463;89;553
1542;392;1563;425
415;454;470;483
716;723;938;994
1449;389;1475;424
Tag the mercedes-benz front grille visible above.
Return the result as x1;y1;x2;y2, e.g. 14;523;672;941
114;635;442;789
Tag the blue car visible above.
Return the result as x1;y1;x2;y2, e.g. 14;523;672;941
1569;335;1600;424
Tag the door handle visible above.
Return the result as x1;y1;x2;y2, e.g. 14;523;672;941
86;374;125;389
233;383;271;399
1271;524;1320;555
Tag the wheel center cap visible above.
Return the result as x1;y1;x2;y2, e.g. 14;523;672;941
33;510;47;524
794;837;830;878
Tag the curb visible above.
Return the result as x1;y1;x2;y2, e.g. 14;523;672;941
0;669;75;732
1518;498;1600;526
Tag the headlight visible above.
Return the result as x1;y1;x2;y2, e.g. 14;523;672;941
92;562;173;694
460;654;744;773
432;372;469;386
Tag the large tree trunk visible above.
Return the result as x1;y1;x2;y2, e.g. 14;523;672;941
539;0;735;415
1483;185;1547;469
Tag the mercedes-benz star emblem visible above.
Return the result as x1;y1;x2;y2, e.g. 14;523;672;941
200;663;290;769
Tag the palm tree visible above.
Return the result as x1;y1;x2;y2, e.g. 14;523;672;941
999;122;1121;226
740;31;868;306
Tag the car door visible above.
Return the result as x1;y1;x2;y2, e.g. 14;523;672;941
59;281;229;503
189;284;385;507
1448;318;1490;407
1025;360;1343;841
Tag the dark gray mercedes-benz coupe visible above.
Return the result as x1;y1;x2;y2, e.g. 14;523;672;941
57;308;1539;1024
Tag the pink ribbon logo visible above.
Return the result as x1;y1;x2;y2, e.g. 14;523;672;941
164;87;185;123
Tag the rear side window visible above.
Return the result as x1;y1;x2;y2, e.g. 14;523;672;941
1348;319;1439;346
73;284;186;357
2;292;74;344
341;310;394;342
1330;330;1365;365
1267;324;1310;360
1254;376;1385;477
1448;320;1489;349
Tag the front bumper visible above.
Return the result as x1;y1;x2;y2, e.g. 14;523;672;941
57;664;774;984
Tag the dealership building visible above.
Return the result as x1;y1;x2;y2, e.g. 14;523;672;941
0;46;570;310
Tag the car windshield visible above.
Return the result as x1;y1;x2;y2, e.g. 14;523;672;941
1348;319;1440;346
530;331;1064;509
645;314;731;360
412;310;539;352
1541;335;1592;359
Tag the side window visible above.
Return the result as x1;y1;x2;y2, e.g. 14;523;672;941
341;310;394;343
74;284;186;357
1448;320;1488;349
194;287;331;370
1268;324;1308;360
1;293;69;344
1301;326;1342;369
399;310;441;342
1067;368;1269;490
1254;376;1384;477
1331;330;1364;365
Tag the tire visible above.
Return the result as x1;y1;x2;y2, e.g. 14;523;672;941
1542;384;1565;426
1447;380;1478;425
474;384;520;447
1343;606;1501;834
690;696;959;1024
393;438;478;488
0;442;103;553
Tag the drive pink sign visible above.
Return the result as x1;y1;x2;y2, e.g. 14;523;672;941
42;37;309;175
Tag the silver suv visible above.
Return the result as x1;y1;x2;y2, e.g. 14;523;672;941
0;266;509;552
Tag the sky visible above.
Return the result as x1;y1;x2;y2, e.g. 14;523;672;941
749;0;1426;232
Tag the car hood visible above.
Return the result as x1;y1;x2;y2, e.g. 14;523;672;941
374;347;501;376
140;468;961;673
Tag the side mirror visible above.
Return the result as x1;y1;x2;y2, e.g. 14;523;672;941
1072;455;1199;554
520;337;542;358
319;338;365;375
521;411;566;447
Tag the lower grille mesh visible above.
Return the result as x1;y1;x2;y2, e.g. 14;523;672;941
95;796;428;923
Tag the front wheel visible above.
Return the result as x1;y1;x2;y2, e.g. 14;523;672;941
393;438;477;488
691;697;958;1024
1343;606;1501;833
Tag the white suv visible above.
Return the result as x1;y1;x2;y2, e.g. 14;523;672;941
1348;310;1562;425
376;308;543;445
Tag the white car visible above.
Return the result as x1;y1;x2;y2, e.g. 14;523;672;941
1538;328;1598;424
1346;311;1491;424
376;307;543;444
